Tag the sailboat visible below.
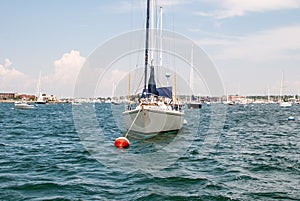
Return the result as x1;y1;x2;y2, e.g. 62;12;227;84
279;71;292;107
111;83;121;105
265;86;276;104
186;45;202;109
122;0;184;137
36;71;47;104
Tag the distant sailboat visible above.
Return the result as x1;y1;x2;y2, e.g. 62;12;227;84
122;0;184;137
186;45;202;109
111;83;120;105
223;92;234;105
36;71;47;104
279;71;292;107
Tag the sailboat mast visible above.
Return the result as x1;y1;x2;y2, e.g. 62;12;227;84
150;0;155;65
189;45;194;102
144;0;150;92
37;71;42;99
159;6;163;83
267;86;270;102
280;71;284;102
128;73;131;101
172;70;177;101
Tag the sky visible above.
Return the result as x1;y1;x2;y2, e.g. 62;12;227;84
1;0;300;98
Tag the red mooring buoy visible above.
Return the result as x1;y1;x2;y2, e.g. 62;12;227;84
114;137;130;148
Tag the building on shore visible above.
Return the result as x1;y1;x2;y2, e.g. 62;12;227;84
0;92;17;100
0;92;58;103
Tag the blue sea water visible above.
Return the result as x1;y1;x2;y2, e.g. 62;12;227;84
0;102;299;200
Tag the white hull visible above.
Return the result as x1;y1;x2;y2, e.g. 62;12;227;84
123;106;184;135
15;103;35;109
36;95;46;104
279;102;292;107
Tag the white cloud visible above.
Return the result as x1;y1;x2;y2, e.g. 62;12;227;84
197;0;300;19
0;51;86;97
37;50;128;98
159;0;194;7
42;50;86;97
197;37;235;46
53;50;85;84
0;60;23;78
194;25;300;95
94;69;128;98
0;59;33;93
214;25;300;61
105;0;193;14
4;58;12;68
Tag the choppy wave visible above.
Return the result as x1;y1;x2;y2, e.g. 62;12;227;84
0;103;299;200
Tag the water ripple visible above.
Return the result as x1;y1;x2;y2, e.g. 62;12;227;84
0;103;299;200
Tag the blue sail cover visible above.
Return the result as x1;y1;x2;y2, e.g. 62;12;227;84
141;66;172;99
157;87;172;99
147;66;158;96
141;87;172;99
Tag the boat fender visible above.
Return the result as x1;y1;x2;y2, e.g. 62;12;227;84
114;137;130;148
288;116;295;121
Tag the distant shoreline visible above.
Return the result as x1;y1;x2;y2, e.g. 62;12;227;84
0;100;68;104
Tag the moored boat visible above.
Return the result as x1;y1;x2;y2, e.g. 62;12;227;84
186;102;202;109
122;0;184;137
279;101;292;107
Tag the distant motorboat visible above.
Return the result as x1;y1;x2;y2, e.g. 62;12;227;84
15;101;35;109
279;101;292;107
186;102;202;109
36;93;47;104
111;100;121;105
71;101;81;106
205;101;211;106
223;100;234;106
